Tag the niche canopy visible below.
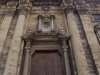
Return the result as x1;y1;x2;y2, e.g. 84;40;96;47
32;0;62;6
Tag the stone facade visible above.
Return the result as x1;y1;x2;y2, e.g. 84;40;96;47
0;0;100;75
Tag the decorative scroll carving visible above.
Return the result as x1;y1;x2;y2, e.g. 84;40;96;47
37;15;56;32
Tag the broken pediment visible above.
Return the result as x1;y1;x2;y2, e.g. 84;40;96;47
23;27;70;42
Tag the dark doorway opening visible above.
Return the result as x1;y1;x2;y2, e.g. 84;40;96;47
30;51;64;75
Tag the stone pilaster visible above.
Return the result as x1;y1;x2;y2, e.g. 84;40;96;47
65;7;90;75
79;14;100;74
3;9;27;75
0;1;18;56
23;43;31;75
50;15;55;31
62;40;71;75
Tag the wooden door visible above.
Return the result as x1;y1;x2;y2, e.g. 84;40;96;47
30;51;64;75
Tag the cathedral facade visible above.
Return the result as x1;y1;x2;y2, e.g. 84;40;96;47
0;0;100;75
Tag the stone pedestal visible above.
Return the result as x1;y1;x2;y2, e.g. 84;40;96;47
66;12;90;75
3;10;27;75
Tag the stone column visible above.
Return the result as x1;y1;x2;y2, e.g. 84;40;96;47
23;45;30;75
66;9;90;75
0;4;17;55
62;40;71;75
3;9;27;75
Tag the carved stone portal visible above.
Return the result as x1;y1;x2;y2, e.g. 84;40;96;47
22;16;70;75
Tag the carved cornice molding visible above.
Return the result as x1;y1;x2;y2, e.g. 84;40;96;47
23;28;70;43
23;20;70;41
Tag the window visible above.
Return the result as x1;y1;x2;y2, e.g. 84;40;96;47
94;25;100;44
92;14;100;21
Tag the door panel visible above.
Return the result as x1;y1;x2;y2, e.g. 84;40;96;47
30;51;64;75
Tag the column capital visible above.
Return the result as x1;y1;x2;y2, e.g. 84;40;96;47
62;46;68;52
25;46;31;50
61;40;68;52
62;3;75;14
18;0;32;16
18;9;28;16
25;46;31;53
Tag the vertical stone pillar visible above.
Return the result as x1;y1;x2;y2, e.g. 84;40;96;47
37;15;42;31
62;40;71;75
66;9;90;75
23;45;30;75
3;9;27;75
0;1;18;55
50;15;55;31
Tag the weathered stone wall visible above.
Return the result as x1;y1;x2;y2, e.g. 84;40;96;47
0;13;18;75
0;0;100;75
80;14;100;75
74;13;98;75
